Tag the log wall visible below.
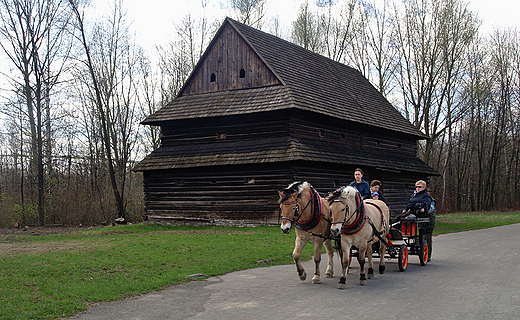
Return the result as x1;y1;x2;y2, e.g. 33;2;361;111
159;110;418;157
143;162;428;226
142;111;427;225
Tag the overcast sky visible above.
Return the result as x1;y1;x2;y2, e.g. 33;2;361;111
97;0;520;53
1;0;517;68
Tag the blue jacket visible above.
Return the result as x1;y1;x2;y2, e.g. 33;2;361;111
349;180;371;200
405;189;432;211
372;191;388;206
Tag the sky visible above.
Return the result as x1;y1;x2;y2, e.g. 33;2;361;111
1;0;518;106
88;0;520;54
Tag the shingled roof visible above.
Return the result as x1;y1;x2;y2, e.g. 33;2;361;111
134;136;437;175
142;18;427;140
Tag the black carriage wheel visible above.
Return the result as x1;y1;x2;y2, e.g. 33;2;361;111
398;244;408;272
420;242;428;266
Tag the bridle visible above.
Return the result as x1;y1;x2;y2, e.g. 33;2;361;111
281;199;300;223
281;193;313;224
331;199;355;225
331;191;363;228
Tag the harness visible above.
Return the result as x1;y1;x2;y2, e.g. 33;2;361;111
365;202;389;246
282;186;327;231
332;192;388;245
334;192;366;235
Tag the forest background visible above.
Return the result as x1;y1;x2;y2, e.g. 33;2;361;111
0;0;518;227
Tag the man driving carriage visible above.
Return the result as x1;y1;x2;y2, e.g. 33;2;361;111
401;180;432;218
400;180;435;261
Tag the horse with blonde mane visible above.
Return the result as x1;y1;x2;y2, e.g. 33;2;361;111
327;185;390;289
278;181;334;284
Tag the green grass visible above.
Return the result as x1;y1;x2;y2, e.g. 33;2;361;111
0;224;314;320
1;212;519;320
435;211;520;234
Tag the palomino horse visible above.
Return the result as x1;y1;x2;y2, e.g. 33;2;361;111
327;186;390;289
278;181;334;284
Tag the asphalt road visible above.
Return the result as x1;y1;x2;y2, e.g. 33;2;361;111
68;223;520;320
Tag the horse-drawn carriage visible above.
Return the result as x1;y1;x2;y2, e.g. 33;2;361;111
333;196;431;275
373;210;430;272
278;181;431;289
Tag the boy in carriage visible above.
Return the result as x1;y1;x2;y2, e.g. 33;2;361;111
370;179;388;205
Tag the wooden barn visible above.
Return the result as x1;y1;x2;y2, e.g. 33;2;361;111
133;17;437;225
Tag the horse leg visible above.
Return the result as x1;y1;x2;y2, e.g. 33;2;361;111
324;238;334;278
293;236;307;281
338;241;350;289
311;238;323;284
358;247;367;286
367;243;374;279
379;241;387;274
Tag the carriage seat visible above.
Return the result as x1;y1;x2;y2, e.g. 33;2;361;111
400;215;430;237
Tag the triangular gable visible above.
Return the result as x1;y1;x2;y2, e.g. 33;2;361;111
178;18;282;97
149;18;426;140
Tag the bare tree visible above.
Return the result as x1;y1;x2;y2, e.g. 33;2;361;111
317;0;355;63
361;0;397;96
68;0;140;220
292;1;322;52
136;55;161;153
228;0;266;28
174;12;213;70
484;28;519;209
393;0;479;164
0;0;72;225
157;7;217;98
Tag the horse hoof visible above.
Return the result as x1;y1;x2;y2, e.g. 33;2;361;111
311;278;321;284
338;283;346;290
379;265;386;274
367;268;374;279
299;271;307;281
324;271;333;278
359;274;367;285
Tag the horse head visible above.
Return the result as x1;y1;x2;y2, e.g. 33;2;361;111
328;186;360;236
278;181;307;234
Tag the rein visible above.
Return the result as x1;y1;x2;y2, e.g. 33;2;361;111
365;202;389;246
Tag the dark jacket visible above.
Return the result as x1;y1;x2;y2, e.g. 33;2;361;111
405;189;432;212
349;180;370;199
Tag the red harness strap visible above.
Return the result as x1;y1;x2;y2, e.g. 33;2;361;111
342;193;366;235
295;187;322;231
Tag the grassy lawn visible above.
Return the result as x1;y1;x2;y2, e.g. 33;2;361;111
434;211;520;234
1;211;519;320
0;224;313;320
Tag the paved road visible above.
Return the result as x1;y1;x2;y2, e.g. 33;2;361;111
69;223;520;320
